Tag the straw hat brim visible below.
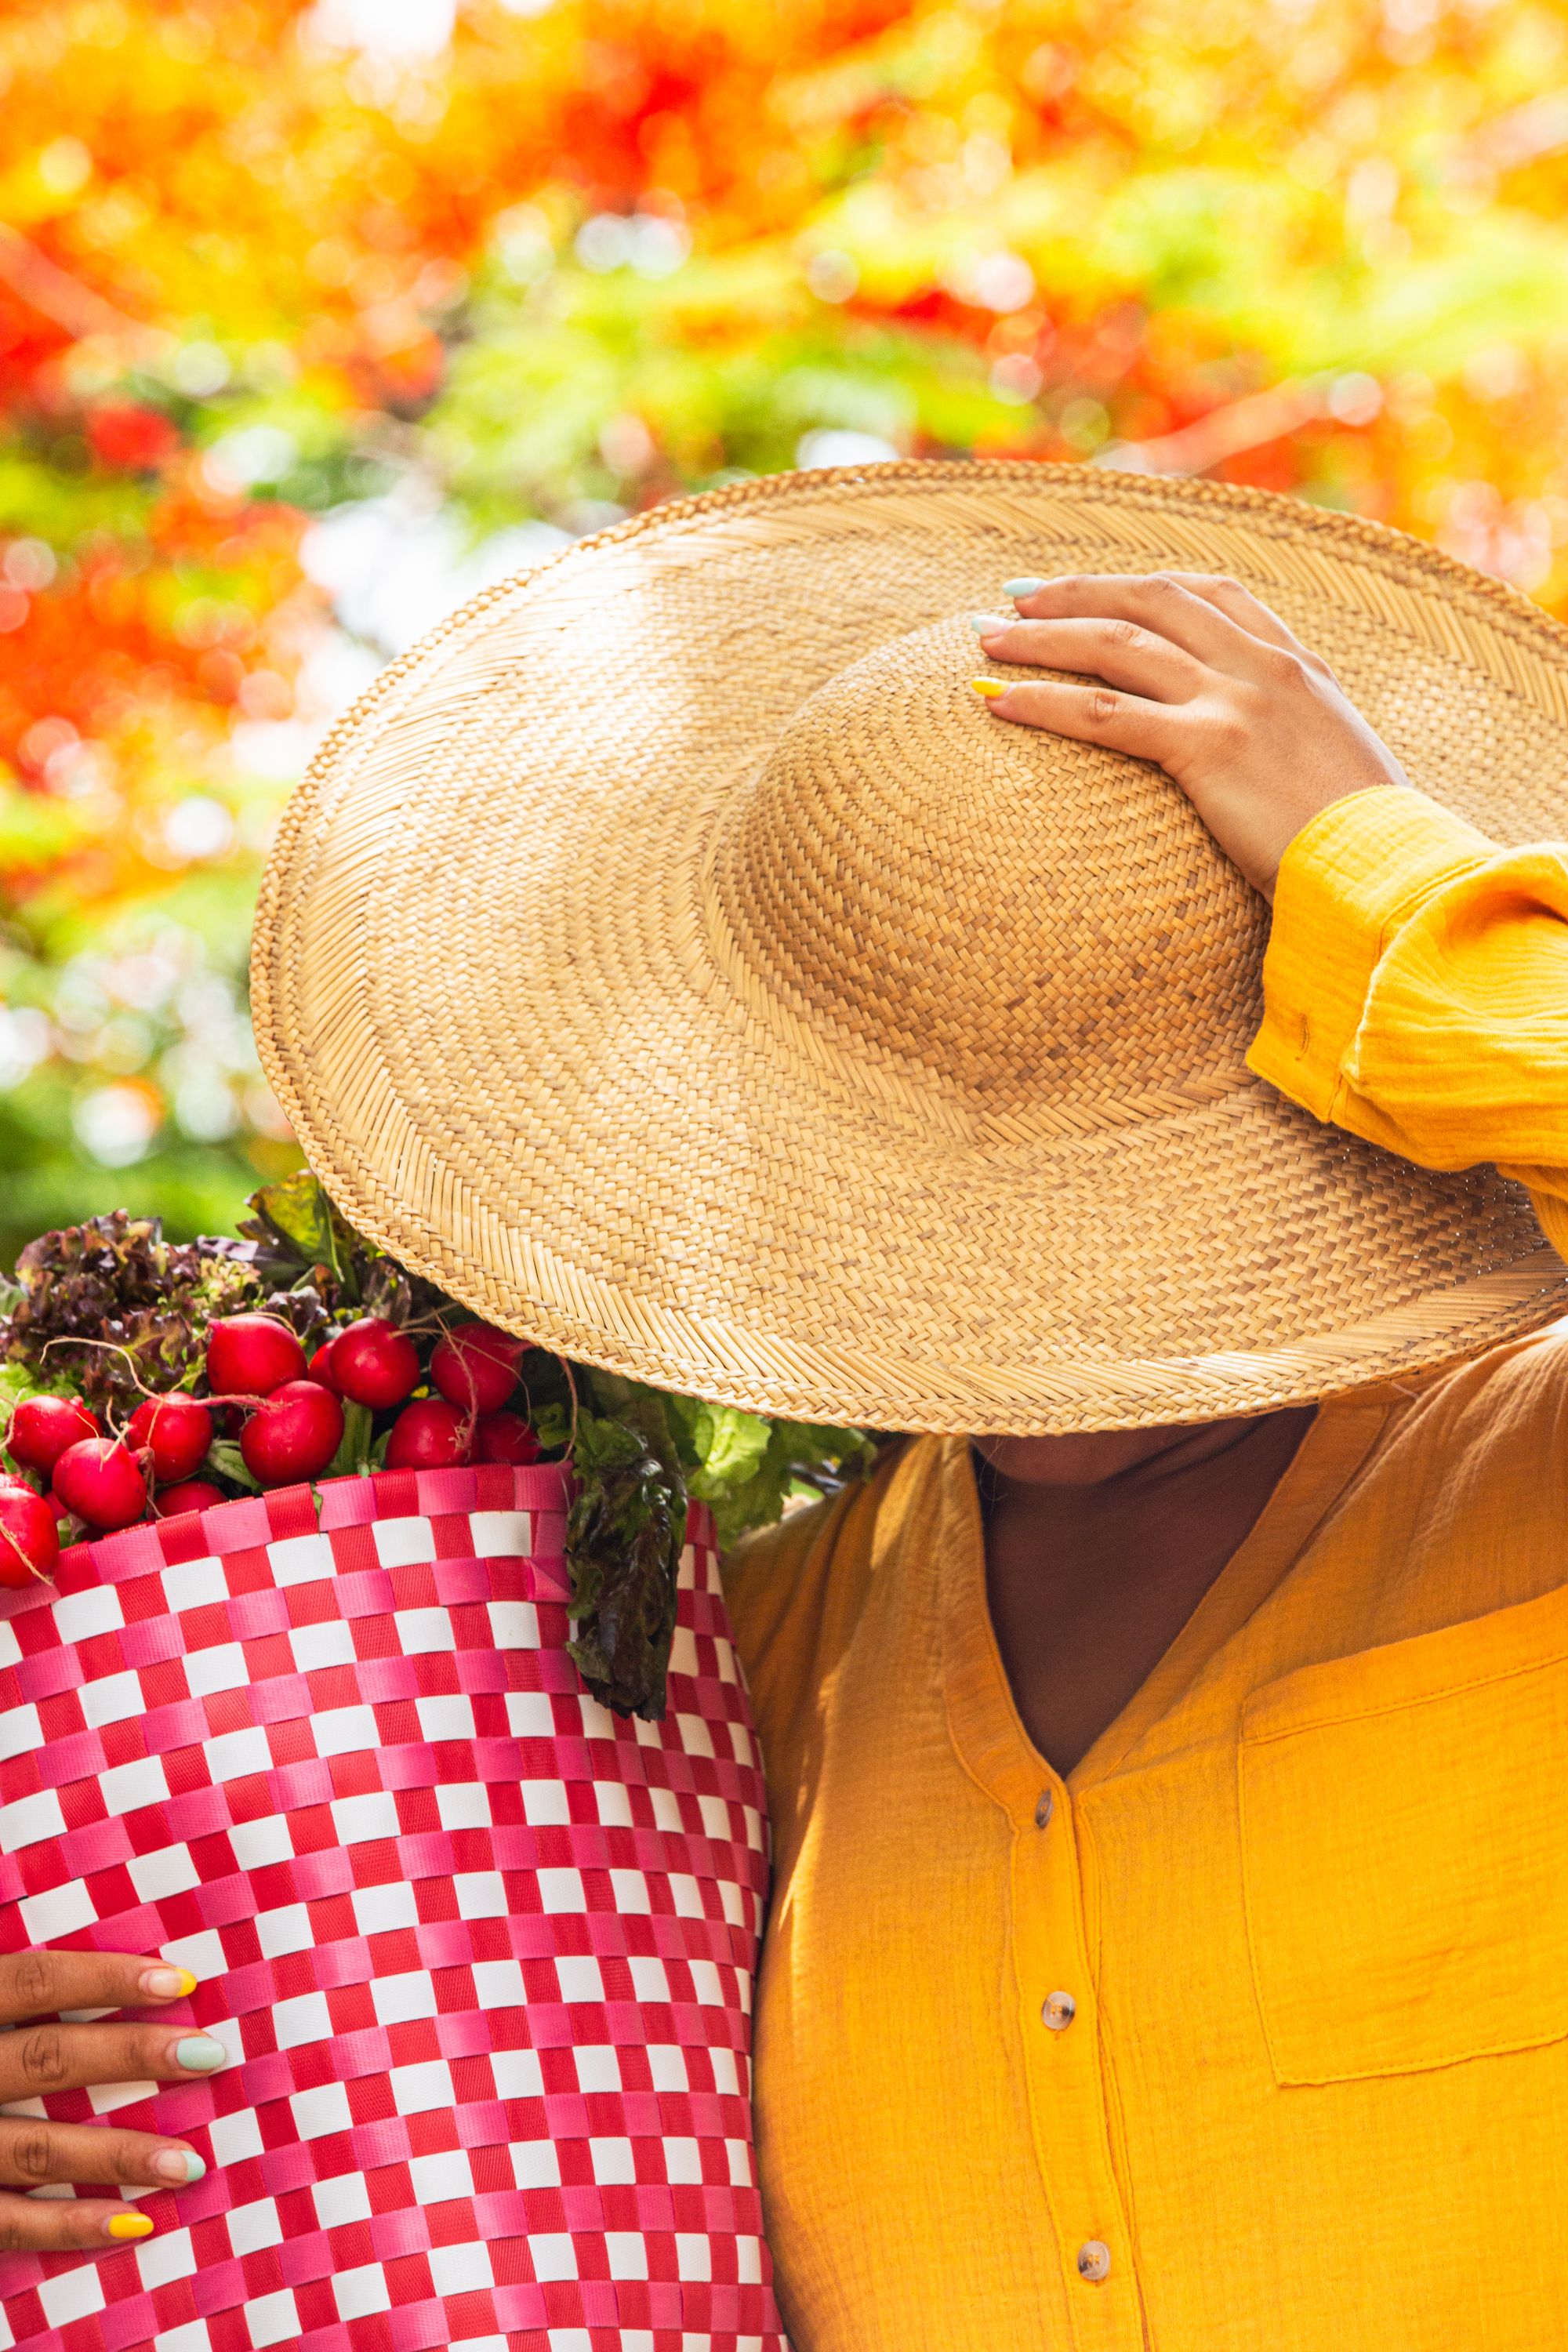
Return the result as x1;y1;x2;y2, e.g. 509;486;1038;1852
252;463;1568;1434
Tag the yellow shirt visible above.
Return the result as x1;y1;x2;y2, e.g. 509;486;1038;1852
724;787;1568;2352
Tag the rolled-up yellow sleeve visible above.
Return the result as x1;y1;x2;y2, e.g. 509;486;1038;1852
1247;784;1568;1258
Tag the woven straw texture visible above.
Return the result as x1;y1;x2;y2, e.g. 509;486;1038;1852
0;1468;783;2352
252;461;1568;1433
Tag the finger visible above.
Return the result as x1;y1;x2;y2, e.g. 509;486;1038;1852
0;2191;158;2252
0;1949;198;2026
971;674;1178;760
1007;572;1298;684
0;2116;205;2191
973;614;1207;704
0;2023;227;2106
1154;570;1330;667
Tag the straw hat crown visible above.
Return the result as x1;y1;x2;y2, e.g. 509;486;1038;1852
709;615;1264;1113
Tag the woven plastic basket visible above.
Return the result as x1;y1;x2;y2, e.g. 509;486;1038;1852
0;1462;786;2352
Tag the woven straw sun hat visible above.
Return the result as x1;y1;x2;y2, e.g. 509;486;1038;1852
252;461;1568;1436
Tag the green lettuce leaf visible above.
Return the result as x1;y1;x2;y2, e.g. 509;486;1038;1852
684;1403;772;1496
240;1171;357;1287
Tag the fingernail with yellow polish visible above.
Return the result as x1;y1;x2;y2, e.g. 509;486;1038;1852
141;1967;197;2002
108;2213;154;2240
970;677;1007;700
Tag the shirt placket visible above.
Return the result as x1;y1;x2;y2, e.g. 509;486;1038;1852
936;1441;1149;2347
1011;1772;1145;2352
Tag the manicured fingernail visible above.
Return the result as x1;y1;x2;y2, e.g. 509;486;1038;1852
173;2036;227;2073
108;2212;154;2240
153;2149;205;2184
970;677;1007;700
1004;576;1045;598
141;1967;197;2002
969;612;1012;635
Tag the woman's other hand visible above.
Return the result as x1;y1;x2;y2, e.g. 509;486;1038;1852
0;1949;222;2250
971;571;1410;896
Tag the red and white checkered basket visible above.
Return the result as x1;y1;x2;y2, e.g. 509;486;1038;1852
0;1462;788;2352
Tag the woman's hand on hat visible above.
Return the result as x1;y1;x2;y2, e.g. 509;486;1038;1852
971;571;1410;897
0;1949;221;2249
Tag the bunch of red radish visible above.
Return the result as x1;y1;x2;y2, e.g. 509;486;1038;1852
0;1312;536;1592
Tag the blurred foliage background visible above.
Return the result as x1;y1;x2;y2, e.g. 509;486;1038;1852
5;0;1568;1266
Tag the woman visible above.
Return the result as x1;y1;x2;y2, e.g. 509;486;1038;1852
255;464;1568;2348
726;564;1568;2347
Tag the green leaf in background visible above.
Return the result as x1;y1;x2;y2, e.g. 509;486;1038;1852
565;1412;686;1721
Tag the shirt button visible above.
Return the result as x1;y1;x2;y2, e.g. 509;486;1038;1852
1041;1990;1077;2032
1076;2240;1112;2283
1034;1789;1054;1829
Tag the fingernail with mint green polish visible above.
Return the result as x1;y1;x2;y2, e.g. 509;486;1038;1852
969;612;1012;635
1004;576;1045;598
153;2149;206;2185
173;2037;227;2074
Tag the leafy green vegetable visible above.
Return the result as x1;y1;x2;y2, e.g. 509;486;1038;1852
326;1400;374;1480
205;1437;260;1494
238;1171;448;1333
1;1354;79;1426
662;1392;875;1545
566;1413;686;1721
685;1403;772;1494
735;1423;873;1543
240;1171;353;1285
0;1211;262;1414
532;1399;572;1454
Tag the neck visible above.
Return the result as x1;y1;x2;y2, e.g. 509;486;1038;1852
973;1410;1291;1495
974;1406;1316;1776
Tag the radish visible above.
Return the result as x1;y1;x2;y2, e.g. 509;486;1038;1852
154;1479;227;1519
53;1437;149;1532
430;1324;522;1416
474;1410;539;1465
206;1314;306;1399
332;1317;421;1410
386;1397;471;1470
7;1395;99;1476
127;1394;213;1485
0;1484;60;1588
239;1380;343;1486
306;1338;342;1392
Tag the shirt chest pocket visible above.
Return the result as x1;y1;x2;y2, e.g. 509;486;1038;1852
1238;1580;1568;2086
